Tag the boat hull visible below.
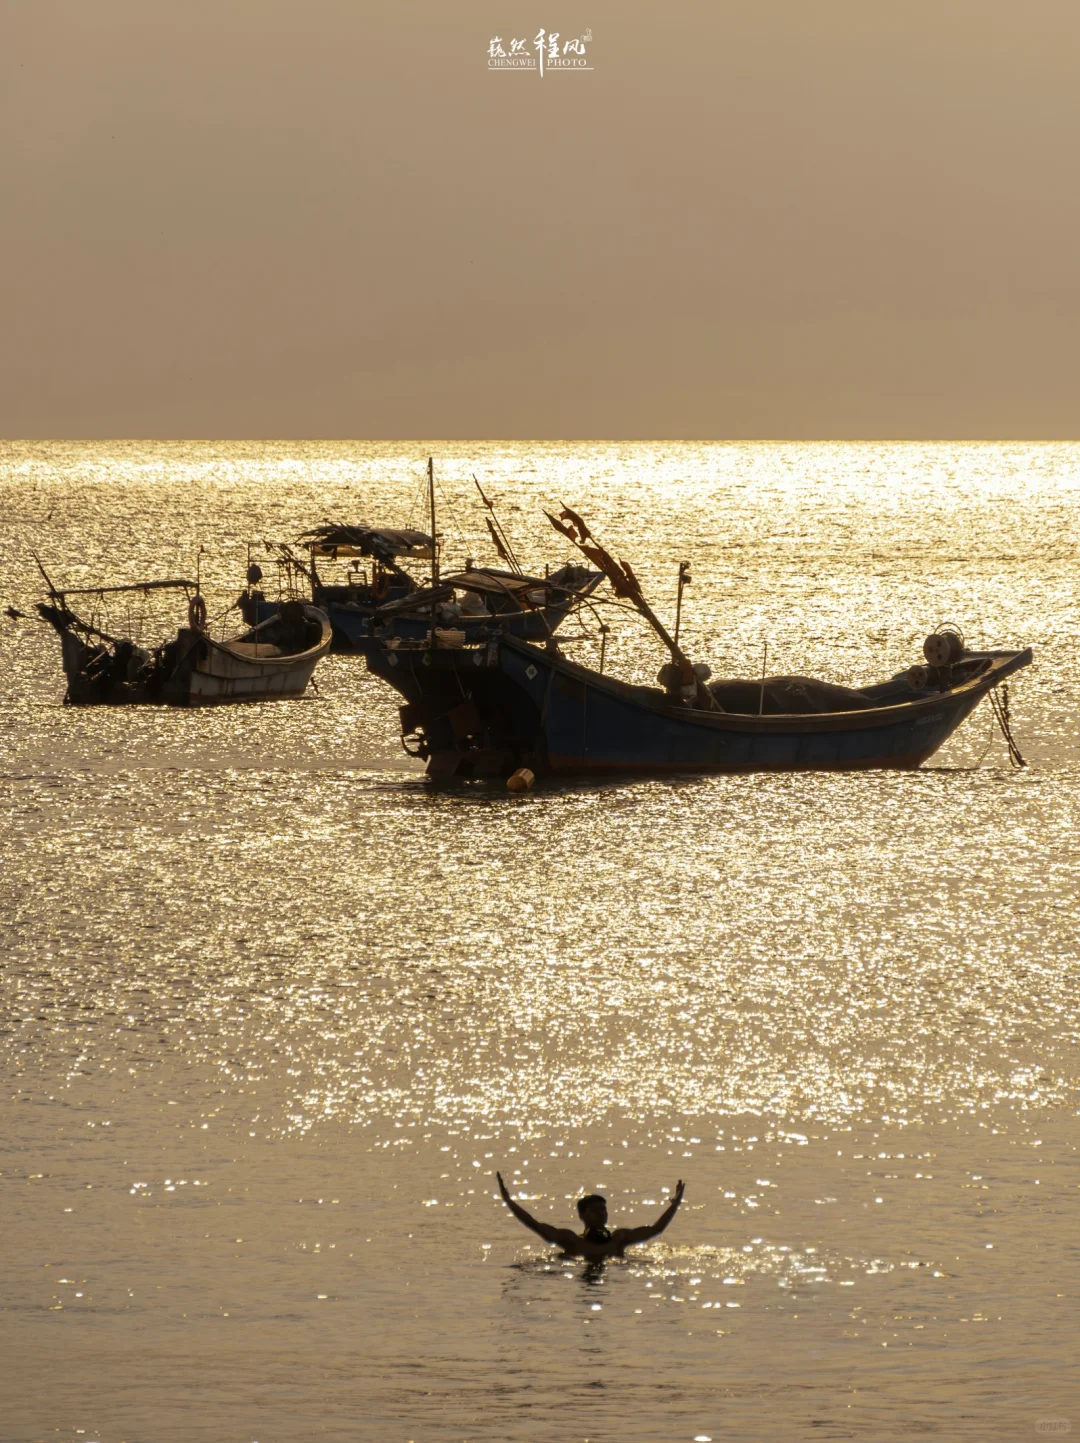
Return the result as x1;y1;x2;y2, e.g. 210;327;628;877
366;634;1033;779
179;628;330;705
41;606;332;708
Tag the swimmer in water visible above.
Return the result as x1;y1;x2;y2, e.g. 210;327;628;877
496;1172;686;1260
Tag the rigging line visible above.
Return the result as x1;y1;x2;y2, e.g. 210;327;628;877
472;475;524;574
405;469;428;534
434;472;467;554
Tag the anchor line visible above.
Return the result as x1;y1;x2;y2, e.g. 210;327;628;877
988;682;1026;769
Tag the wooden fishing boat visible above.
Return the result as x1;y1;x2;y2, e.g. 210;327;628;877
365;631;1032;778
363;505;1032;780
237;461;602;653
241;551;602;654
35;576;331;707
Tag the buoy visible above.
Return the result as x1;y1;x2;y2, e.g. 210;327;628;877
188;593;208;631
507;767;534;793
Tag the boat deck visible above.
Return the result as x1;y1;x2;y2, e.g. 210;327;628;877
224;641;289;659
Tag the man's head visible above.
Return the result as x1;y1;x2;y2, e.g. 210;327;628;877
576;1193;608;1229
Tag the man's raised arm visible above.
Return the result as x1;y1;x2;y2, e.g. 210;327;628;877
613;1179;686;1247
496;1172;576;1247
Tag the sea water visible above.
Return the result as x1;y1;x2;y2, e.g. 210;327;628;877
1;441;1078;1442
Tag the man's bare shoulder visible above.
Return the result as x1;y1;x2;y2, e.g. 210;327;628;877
544;1226;584;1252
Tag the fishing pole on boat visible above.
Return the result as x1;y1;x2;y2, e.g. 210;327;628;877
545;506;720;711
473;475;524;575
428;456;439;650
44;578;198;599
30;550;61;602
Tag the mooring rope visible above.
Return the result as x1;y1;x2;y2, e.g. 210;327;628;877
988;683;1026;768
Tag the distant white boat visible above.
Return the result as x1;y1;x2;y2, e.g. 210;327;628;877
183;603;332;705
34;568;331;707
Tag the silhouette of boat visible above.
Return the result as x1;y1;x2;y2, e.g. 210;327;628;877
240;537;602;654
35;574;331;707
366;630;1032;778
237;461;602;654
363;506;1032;779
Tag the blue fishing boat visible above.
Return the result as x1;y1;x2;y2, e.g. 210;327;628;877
239;522;432;650
365;630;1032;779
363;505;1032;780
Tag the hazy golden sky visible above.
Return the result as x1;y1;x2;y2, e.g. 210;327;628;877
2;1;1078;438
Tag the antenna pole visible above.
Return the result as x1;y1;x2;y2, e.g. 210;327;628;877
674;560;690;648
428;456;439;586
428;456;438;650
758;642;768;715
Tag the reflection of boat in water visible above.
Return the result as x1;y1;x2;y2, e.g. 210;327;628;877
363;507;1033;780
35;573;331;707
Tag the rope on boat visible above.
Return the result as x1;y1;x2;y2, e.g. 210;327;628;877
988;682;1026;768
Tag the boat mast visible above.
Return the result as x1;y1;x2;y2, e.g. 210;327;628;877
428;456;439;587
428;456;438;649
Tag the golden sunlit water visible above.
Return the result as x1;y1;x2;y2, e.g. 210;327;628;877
2;441;1078;1442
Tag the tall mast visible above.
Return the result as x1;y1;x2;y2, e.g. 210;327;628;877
427;455;439;651
428;456;439;587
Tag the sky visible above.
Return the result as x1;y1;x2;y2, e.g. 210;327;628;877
2;0;1079;439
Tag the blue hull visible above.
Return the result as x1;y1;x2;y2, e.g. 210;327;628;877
366;634;1033;778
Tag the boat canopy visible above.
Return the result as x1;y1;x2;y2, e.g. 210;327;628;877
441;570;547;595
298;524;434;561
373;569;551;618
